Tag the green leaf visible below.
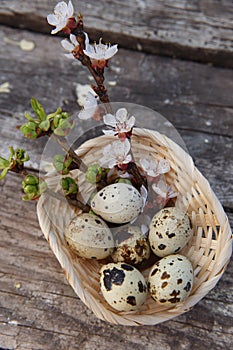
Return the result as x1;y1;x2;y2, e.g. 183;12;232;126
24;112;35;122
61;177;78;196
53;128;66;136
23;175;39;186
20;122;39;139
22;192;37;201
47;107;62;120
39;119;50;131
0;167;10;180
53;155;65;173
0;157;10;169
39;181;47;194
31;97;46;121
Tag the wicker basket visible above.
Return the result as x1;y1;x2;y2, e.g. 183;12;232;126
37;128;232;326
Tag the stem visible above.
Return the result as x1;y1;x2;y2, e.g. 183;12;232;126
52;134;87;172
72;22;113;114
10;166;90;212
127;162;147;190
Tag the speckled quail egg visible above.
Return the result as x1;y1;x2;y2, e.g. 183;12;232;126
100;262;147;311
91;183;143;224
64;213;114;259
112;226;150;265
149;207;193;257
148;254;194;306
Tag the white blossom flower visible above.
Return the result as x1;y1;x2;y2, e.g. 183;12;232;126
78;92;98;120
61;34;79;59
100;139;132;169
61;32;89;59
47;1;74;34
103;108;135;139
83;37;118;68
152;179;177;200
139;157;170;177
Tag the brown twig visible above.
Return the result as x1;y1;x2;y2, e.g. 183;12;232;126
52;134;87;172
72;18;113;114
9;165;90;212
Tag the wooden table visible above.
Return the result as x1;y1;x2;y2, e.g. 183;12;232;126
0;1;232;349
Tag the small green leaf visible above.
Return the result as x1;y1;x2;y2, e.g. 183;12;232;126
61;177;78;196
0;157;10;169
23;175;39;186
0;167;10;180
24;112;35;122
22;192;37;201
20;122;39;139
31;97;46;121
53;155;65;173
47;107;62;120
39;119;50;131
39;181;47;194
53;128;66;136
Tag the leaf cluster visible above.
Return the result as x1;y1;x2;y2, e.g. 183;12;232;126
22;175;47;201
20;97;74;139
0;147;29;179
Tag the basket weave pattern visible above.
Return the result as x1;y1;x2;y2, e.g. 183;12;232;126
37;128;232;326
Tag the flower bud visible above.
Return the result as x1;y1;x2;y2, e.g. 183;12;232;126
23;174;39;186
61;177;78;196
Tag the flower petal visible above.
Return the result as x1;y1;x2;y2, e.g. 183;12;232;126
103;113;116;127
116;108;127;121
70;34;78;47
55;1;67;15
47;14;59;25
140;158;150;171
128;115;136;128
78;109;93;120
122;154;132;164
51;22;65;34
61;39;74;52
84;92;97;108
105;44;118;59
102;129;115;136
67;0;74;17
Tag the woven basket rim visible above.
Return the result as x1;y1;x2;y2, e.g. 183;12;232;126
37;127;233;326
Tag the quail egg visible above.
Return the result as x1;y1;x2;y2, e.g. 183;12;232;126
64;213;114;259
112;226;150;265
100;262;147;311
149;207;193;257
148;254;194;306
91;183;143;224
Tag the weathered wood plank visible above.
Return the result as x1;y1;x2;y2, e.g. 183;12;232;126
0;26;232;208
0;26;232;138
0;24;232;349
0;0;233;67
0;174;232;350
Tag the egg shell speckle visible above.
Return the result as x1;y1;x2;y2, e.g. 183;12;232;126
91;183;143;224
100;262;147;311
149;207;193;257
112;226;150;265
64;213;114;259
148;254;194;306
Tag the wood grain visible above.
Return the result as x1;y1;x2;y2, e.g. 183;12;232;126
0;0;233;67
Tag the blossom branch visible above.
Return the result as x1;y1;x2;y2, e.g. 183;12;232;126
72;22;113;113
